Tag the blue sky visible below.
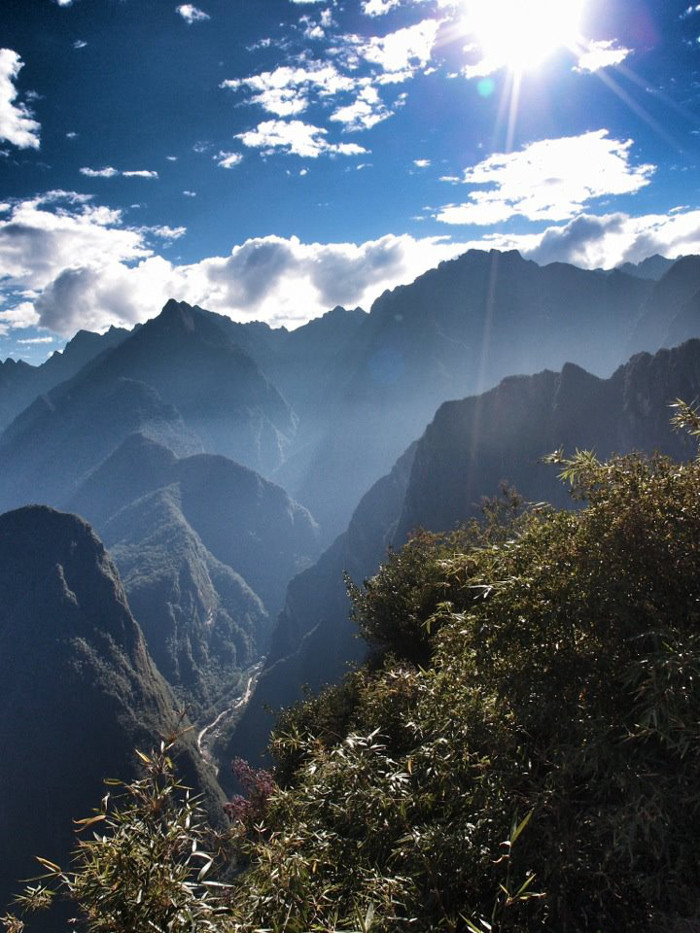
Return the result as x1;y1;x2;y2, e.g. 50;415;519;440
2;0;700;361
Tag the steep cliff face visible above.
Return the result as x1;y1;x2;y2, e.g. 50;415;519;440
0;506;221;909
69;434;319;719
397;339;700;540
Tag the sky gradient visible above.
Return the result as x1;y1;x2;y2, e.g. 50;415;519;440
2;0;700;361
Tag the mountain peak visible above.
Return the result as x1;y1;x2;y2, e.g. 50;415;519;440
160;298;197;332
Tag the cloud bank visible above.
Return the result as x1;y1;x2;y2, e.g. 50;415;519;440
3;190;700;343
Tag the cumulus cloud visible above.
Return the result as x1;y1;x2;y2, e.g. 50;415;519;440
436;130;655;226
236;119;367;158
575;39;632;73
330;85;394;131
221;18;440;155
176;4;210;23
221;64;355;118
362;0;405;14
6;189;700;338
444;210;700;271
0;191;150;291
354;19;440;82
0;193;469;334
0;49;41;149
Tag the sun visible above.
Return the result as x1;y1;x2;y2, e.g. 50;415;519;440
462;0;585;75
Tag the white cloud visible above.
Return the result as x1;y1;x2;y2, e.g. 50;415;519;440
73;40;87;50
183;190;197;197
80;166;158;179
216;150;243;169
145;225;187;240
17;336;56;344
437;130;655;226
80;166;119;178
236;119;367;158
0;49;41;149
414;158;430;168
122;169;159;178
223;19;438;152
330;85;393;131
221;64;355;118
362;0;403;14
176;4;210;23
0;191;149;291
575;40;632;73
0;194;470;335
355;19;440;82
7;188;700;339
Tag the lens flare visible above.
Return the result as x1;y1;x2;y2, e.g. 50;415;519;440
462;0;585;75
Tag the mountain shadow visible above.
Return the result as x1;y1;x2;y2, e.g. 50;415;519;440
0;506;223;916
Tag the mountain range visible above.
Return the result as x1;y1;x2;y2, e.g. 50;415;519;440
3;248;700;898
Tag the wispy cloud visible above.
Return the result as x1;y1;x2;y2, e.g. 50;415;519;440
216;150;243;169
80;166;119;178
436;131;655;226
236;119;367;158
80;167;159;179
176;4;210;23
0;49;41;149
73;40;88;50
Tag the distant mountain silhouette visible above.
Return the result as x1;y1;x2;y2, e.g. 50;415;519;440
615;254;677;281
230;338;700;765
276;249;663;540
627;256;700;356
89;299;297;476
0;325;129;434
0;376;199;513
0;506;221;912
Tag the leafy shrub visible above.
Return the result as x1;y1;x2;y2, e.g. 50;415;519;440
4;741;233;933
227;444;700;931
